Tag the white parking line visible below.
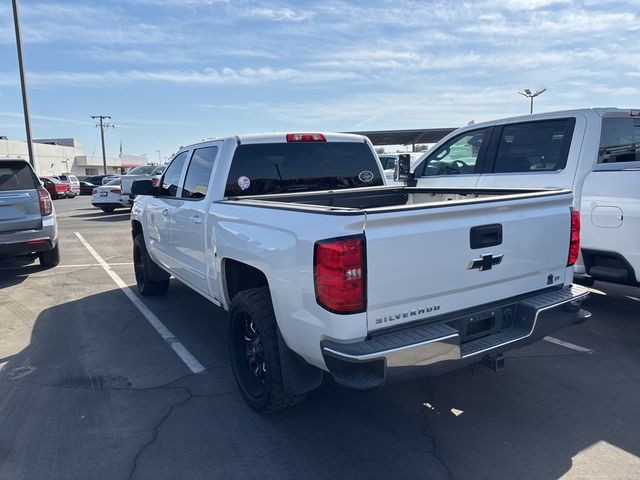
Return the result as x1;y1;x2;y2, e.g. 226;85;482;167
74;231;206;374
543;336;594;354
57;263;133;268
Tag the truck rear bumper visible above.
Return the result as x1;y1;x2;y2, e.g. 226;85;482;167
321;285;590;390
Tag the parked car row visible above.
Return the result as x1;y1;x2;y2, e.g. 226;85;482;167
39;175;82;199
4;107;635;415
88;165;165;213
39;177;72;199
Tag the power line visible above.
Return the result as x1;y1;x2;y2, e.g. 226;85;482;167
91;115;115;174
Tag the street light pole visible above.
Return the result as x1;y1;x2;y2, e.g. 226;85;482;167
11;0;35;170
518;88;547;114
155;150;161;164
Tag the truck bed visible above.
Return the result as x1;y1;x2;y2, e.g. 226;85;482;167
223;186;571;213
222;185;575;334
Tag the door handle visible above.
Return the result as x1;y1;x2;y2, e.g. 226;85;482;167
162;209;169;217
189;215;202;225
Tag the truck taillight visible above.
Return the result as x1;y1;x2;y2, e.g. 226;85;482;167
568;209;580;267
286;133;326;142
151;177;160;187
38;187;52;216
314;235;365;314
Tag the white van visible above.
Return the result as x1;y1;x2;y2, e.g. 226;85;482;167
409;108;640;287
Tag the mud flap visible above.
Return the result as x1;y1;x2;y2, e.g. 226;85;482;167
277;329;323;396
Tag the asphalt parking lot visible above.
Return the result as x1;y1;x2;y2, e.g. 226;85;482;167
1;196;639;480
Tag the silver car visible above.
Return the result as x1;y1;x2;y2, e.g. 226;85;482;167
0;158;59;267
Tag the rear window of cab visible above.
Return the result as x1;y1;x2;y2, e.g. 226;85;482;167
225;142;383;197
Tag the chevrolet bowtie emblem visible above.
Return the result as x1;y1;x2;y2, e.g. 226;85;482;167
469;253;504;271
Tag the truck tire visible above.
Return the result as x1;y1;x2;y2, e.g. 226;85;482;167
133;234;169;296
101;207;115;213
39;243;60;268
229;287;307;413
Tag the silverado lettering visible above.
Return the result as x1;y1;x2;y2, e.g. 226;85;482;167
376;305;441;324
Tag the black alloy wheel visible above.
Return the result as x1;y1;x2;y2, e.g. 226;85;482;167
228;287;307;413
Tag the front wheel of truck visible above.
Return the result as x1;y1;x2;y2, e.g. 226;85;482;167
229;287;307;413
133;234;170;296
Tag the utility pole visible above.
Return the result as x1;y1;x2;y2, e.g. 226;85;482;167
12;0;35;170
91;115;114;174
155;150;161;165
518;88;547;114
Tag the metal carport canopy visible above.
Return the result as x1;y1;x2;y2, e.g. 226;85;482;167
345;127;457;146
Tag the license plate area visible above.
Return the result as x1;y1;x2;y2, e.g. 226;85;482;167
100;192;108;197
446;306;515;343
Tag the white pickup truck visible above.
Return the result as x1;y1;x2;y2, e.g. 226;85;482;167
130;132;589;412
406;108;640;288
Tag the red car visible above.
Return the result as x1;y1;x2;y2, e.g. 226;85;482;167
40;177;70;199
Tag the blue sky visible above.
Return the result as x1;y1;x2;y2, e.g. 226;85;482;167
1;0;639;160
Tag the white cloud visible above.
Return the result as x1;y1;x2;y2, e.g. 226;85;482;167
0;67;360;87
0;111;93;126
488;0;572;11
462;8;639;36
245;7;313;22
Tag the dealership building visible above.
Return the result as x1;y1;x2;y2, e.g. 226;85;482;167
0;136;147;176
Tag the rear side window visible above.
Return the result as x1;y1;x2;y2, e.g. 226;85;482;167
0;162;37;191
598;117;640;164
159;151;189;197
419;128;489;176
182;146;218;199
225;142;383;197
493;119;574;173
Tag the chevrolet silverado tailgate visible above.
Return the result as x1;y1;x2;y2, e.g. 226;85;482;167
363;190;574;332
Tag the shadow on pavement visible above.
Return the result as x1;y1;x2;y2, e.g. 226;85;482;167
1;283;639;479
0;257;41;288
69;211;131;222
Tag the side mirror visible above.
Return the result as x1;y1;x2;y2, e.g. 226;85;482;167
393;154;412;182
131;179;156;196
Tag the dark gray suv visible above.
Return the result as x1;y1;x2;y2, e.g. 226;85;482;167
0;159;59;267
